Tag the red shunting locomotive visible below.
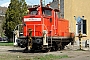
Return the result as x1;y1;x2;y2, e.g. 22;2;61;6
16;3;75;52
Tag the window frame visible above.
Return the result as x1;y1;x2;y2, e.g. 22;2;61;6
76;19;87;36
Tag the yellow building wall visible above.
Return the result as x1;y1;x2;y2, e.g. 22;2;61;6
64;0;90;40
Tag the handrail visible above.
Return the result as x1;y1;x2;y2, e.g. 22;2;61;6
50;25;54;47
26;24;48;36
25;24;56;47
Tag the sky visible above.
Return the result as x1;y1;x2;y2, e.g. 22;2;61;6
0;0;52;7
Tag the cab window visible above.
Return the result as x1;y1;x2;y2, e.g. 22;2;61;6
30;10;38;15
43;10;52;16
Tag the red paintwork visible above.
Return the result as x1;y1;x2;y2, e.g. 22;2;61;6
58;18;69;37
23;6;71;37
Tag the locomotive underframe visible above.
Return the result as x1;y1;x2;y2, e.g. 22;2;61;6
16;36;74;52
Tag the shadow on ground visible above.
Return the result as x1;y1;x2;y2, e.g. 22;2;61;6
8;49;49;53
8;49;61;53
8;50;24;53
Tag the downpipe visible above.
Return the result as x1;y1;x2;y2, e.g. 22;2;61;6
25;29;32;51
43;30;48;45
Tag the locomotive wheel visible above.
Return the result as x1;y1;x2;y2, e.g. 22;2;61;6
56;47;61;51
47;48;51;52
45;48;51;52
51;42;58;51
54;42;61;51
23;48;29;53
60;45;65;50
43;48;51;53
30;49;35;53
21;45;25;48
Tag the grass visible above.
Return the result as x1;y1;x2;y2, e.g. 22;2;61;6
0;42;13;46
0;54;68;60
34;54;68;60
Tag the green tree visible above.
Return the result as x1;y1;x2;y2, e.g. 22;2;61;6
3;0;28;41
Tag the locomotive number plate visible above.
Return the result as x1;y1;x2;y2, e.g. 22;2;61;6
24;18;41;21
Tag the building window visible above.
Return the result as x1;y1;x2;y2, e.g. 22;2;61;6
76;19;87;35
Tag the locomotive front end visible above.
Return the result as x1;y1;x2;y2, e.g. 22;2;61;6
21;7;49;51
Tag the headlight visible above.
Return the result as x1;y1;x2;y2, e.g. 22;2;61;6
16;39;20;43
35;39;42;44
